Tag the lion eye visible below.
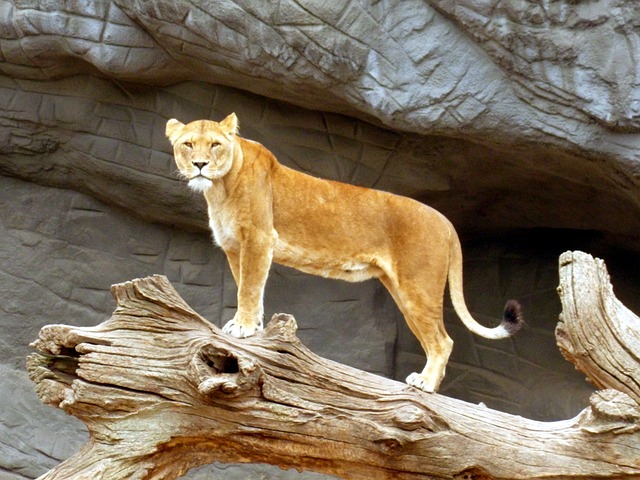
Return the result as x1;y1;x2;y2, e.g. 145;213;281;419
211;142;221;149
183;142;193;149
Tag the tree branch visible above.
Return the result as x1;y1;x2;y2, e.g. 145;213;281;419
556;251;640;404
27;252;640;479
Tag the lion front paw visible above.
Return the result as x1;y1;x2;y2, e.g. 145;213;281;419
406;372;436;393
222;316;263;339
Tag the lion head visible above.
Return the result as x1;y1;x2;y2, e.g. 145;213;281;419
165;113;239;192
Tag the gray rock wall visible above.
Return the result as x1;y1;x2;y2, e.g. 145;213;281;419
1;1;640;478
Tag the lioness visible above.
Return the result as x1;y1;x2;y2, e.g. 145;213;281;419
166;113;523;393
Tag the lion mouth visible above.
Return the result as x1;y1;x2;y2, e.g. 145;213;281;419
188;176;214;192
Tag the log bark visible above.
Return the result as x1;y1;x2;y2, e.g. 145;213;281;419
27;251;640;480
556;251;640;406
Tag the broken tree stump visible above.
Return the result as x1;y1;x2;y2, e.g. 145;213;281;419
27;251;640;479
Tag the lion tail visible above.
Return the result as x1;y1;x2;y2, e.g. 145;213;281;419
447;229;523;339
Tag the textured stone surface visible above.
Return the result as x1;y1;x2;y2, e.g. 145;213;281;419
1;0;640;250
431;0;640;130
1;0;640;478
1;76;638;250
3;1;640;164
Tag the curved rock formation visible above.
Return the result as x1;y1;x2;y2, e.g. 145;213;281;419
0;0;639;249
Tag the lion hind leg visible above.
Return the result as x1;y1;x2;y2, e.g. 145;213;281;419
406;338;453;393
380;274;453;393
405;316;453;393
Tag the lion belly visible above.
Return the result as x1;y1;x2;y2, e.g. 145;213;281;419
273;237;383;282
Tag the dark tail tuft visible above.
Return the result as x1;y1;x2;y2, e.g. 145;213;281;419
502;299;524;335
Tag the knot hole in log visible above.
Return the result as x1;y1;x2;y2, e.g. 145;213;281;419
192;344;263;397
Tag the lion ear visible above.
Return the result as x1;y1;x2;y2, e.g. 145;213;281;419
220;112;239;136
165;119;185;144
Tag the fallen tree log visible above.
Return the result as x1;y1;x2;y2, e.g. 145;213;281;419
27;251;640;479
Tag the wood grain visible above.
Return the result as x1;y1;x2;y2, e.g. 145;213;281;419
28;253;640;479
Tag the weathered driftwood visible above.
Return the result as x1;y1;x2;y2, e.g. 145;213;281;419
28;251;640;480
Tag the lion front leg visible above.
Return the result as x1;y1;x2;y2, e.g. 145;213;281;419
222;231;276;339
223;311;264;339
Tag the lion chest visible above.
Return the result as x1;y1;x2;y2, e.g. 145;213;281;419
208;208;240;251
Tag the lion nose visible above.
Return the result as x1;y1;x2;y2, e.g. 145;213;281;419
192;161;208;170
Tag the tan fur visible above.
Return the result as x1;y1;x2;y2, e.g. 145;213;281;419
166;113;522;393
